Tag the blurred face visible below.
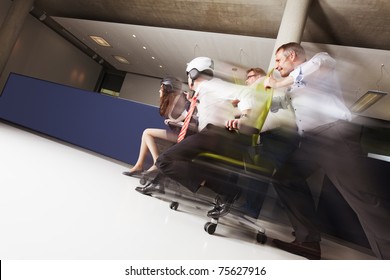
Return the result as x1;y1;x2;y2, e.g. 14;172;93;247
245;71;258;85
187;75;195;90
159;84;164;98
275;49;295;77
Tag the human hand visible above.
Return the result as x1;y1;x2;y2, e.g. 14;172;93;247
231;99;240;107
225;119;240;131
264;76;277;89
183;91;193;101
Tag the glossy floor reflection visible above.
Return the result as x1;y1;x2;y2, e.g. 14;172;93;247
0;121;376;260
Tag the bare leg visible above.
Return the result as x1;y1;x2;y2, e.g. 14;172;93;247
129;128;176;172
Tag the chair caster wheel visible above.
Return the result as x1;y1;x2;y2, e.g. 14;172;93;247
204;222;217;235
170;201;179;210
256;232;267;244
139;176;147;185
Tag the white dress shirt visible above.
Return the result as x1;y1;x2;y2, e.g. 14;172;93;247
286;52;351;135
195;78;259;131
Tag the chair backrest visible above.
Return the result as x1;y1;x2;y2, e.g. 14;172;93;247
193;70;275;175
254;70;274;132
240;70;274;146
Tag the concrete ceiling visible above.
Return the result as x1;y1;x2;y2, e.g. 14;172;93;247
31;0;390;79
33;0;390;51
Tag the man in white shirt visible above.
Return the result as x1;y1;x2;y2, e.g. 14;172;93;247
263;42;389;260
138;57;269;218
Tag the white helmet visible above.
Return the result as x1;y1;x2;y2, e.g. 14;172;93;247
186;57;214;80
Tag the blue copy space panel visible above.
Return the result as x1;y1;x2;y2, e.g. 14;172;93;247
0;73;165;164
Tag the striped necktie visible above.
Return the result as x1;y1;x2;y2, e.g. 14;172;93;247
177;94;197;143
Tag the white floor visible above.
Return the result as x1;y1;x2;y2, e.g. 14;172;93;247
0;121;377;260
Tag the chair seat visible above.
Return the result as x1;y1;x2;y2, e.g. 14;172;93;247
192;152;275;184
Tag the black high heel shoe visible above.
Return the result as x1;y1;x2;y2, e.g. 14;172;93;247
122;170;144;178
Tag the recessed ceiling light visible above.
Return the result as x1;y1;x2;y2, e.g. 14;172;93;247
142;46;147;50
159;65;163;68
39;13;47;21
113;55;130;64
151;56;155;59
132;34;136;38
89;35;111;47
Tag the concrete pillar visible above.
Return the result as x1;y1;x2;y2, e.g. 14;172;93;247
0;0;35;77
268;0;312;71
262;0;312;132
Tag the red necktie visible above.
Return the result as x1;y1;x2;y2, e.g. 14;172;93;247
177;95;197;143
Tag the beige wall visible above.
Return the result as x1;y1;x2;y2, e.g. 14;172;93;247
0;0;102;93
120;73;161;107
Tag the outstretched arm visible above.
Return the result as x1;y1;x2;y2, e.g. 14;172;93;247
264;75;294;89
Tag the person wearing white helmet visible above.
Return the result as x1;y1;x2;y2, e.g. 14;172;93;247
184;56;258;132
137;56;269;219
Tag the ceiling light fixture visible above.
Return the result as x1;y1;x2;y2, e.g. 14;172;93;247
350;63;388;113
113;55;130;64
350;90;387;113
89;35;111;47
